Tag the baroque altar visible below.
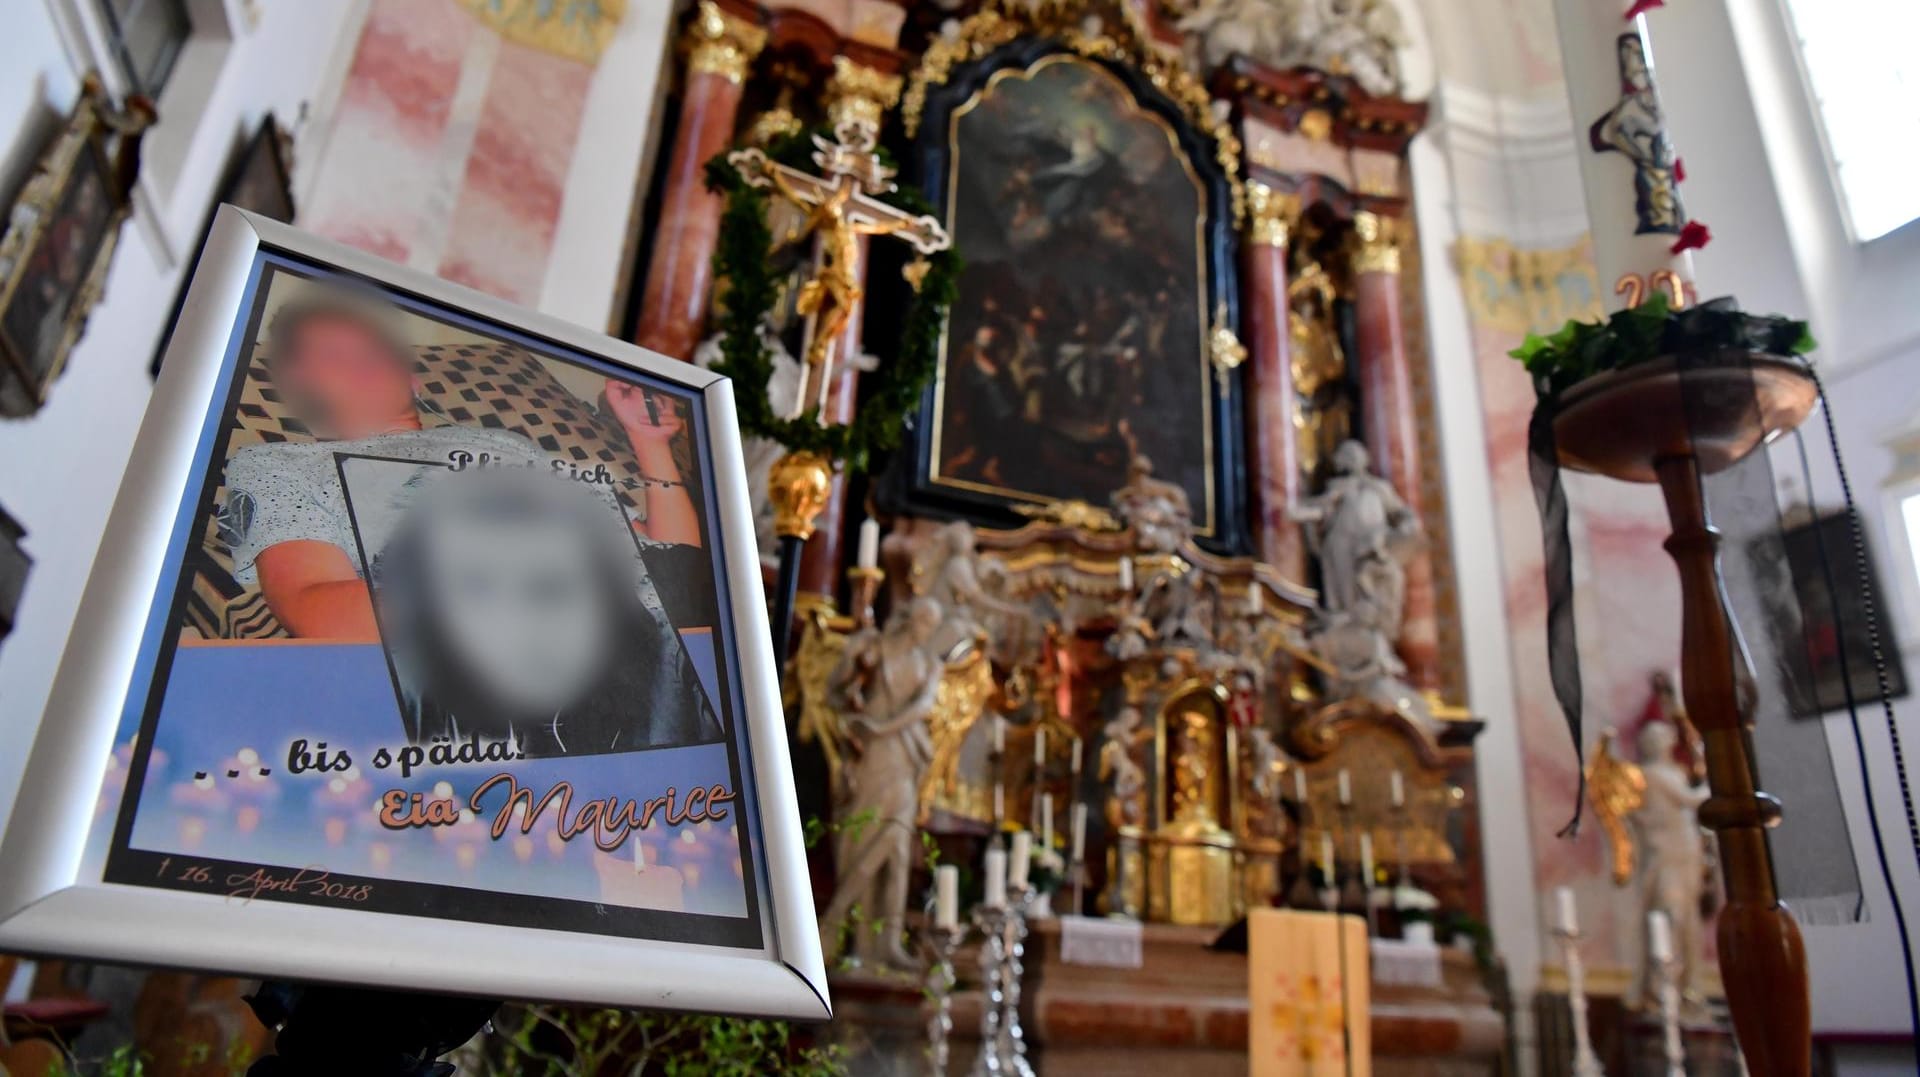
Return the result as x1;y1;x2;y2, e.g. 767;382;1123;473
630;0;1503;1070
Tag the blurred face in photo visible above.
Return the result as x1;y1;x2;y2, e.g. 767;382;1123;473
272;303;418;438
415;482;616;717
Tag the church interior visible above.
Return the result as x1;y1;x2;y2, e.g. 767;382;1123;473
0;0;1917;1074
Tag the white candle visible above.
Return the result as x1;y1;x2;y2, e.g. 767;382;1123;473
1009;831;1032;889
993;782;1004;821
1359;832;1375;886
1319;831;1335;877
1647;909;1673;961
983;846;1007;909
1548;4;1696;309
935;864;959;930
1294;767;1308;803
1040;795;1054;851
1034;726;1047;768
1390;770;1405;808
1118;557;1134;591
856;517;881;570
1247;584;1263;615
1556;886;1579;934
633;837;646;872
1070;801;1087;862
1337;769;1352;806
1071;737;1083;778
991;715;1005;754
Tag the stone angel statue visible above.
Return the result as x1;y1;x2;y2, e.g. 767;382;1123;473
817;597;946;970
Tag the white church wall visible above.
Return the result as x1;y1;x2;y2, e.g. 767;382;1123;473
0;0;362;846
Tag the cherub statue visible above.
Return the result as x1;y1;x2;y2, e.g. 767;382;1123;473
1112;452;1194;553
1099;705;1152;830
818;597;945;970
1176;0;1295;71
909;519;1030;662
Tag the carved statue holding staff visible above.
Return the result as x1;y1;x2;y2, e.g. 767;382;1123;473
818;597;946;970
1632;719;1710;1011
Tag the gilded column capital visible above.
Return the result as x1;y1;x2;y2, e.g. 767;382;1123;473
826;57;904;137
1351;210;1401;276
1245;181;1298;249
687;0;767;85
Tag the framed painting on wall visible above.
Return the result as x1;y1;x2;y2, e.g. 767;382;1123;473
0;76;151;416
1769;509;1910;718
0;210;828;1018
891;39;1247;552
150;114;297;377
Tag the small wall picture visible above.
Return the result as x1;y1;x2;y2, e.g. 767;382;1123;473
1777;509;1909;717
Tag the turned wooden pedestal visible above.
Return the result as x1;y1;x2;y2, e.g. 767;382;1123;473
1553;352;1818;1077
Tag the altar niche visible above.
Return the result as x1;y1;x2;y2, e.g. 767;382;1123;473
896;38;1249;554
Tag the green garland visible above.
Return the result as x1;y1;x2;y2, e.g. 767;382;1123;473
703;129;961;474
1511;293;1816;400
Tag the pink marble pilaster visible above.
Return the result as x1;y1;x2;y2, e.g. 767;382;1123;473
1352;212;1438;690
634;4;764;361
1240;184;1305;584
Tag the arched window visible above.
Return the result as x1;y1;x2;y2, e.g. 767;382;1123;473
1778;0;1920;241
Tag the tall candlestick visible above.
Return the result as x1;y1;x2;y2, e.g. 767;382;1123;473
1118;557;1134;592
935;864;959;930
1648;908;1673;961
1033;726;1046;768
1556;886;1579;935
1390;770;1405;808
1070;801;1087;862
1009;831;1032;889
1337;769;1352;806
984;846;1007;909
1359;832;1375;887
855;516;880;570
1040;796;1054;851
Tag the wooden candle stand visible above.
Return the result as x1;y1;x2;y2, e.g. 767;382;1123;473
1553;351;1817;1077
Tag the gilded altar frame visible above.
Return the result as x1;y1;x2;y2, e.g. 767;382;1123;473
889;29;1251;554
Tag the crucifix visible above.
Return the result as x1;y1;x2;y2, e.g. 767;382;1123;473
728;120;951;422
727;121;952;661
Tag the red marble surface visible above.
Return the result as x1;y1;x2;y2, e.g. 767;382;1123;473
437;40;592;304
1241;240;1307;584
635;71;748;361
1353;267;1439;689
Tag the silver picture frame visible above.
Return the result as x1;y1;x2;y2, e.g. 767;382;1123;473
0;208;829;1020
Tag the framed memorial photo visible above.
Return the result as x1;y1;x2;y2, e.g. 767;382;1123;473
0;209;829;1019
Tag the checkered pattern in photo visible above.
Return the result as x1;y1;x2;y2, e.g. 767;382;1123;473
185;340;655;639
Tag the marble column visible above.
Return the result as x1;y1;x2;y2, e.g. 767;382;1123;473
1240;182;1306;585
634;1;765;362
1350;210;1438;691
795;60;904;608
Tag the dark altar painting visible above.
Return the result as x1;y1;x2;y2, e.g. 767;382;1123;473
1766;509;1909;717
927;54;1217;533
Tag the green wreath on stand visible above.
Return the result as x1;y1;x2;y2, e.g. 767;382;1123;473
703;128;962;474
